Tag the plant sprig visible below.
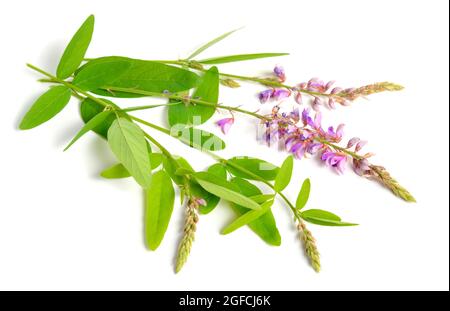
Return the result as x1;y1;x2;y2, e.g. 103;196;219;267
20;15;413;274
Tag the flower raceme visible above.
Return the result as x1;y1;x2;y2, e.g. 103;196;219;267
260;107;415;202
257;67;404;110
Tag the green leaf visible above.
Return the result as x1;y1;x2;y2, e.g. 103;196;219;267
225;157;279;181
72;58;131;91
168;66;219;126
198;53;289;64
100;163;130;179
274;156;294;192
301;209;358;227
194;172;260;210
229;177;281;246
249;194;275;204
100;153;163;179
145;170;175;250
149;153;163;169
56;15;95;79
175;167;193;176
107;118;152;188
81;57;200;97
197;163;228;214
64;111;112;151
173;127;225;151
187;28;242;60
79;98;126;138
206;163;227;179
295;178;311;210
19;86;71;130
222;200;274;235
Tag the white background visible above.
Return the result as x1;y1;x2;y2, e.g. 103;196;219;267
0;0;448;291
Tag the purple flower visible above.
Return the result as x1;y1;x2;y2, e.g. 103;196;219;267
259;89;273;103
346;137;361;148
321;151;347;174
325;80;335;91
307;142;323;154
307;78;325;91
294;92;303;105
326;124;344;142
355;140;367;152
302;108;312;126
216;118;234;135
291;142;306;159
331;87;342;94
273;89;291;100
313;111;322;129
328;98;336;109
352;158;370;176
290;108;300;122
312;97;322;111
274;65;286;82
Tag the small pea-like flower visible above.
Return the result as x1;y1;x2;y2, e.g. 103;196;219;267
195;197;207;206
294;91;303;105
273;89;291;101
216;118;234;134
346;137;361;148
312;97;322;111
355;140;367;152
352;158;371;176
326;124;344;142
274;65;286;82
321;151;347;174
259;89;273;103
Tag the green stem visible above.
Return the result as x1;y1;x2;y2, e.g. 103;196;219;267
104;86;267;120
153;59;330;98
27;63;110;109
131;116;171;135
121;103;179;112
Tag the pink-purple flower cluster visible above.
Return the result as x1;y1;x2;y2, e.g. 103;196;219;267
263;107;372;175
257;66;401;111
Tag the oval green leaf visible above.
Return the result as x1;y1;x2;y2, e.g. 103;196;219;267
107;118;152;188
187;28;241;60
229;177;281;245
197;163;228;215
145;170;175;250
194;172;260;210
64;111;112;151
274;155;294;192
100;153;163;179
173;127;225;151
249;194;275;204
168;66;219;126
72;58;131;91
57;15;95;79
19;86;71;130
296;178;311;210
221;200;274;235
198;53;289;64
301;209;358;227
225;157;279;181
81;57;200;97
